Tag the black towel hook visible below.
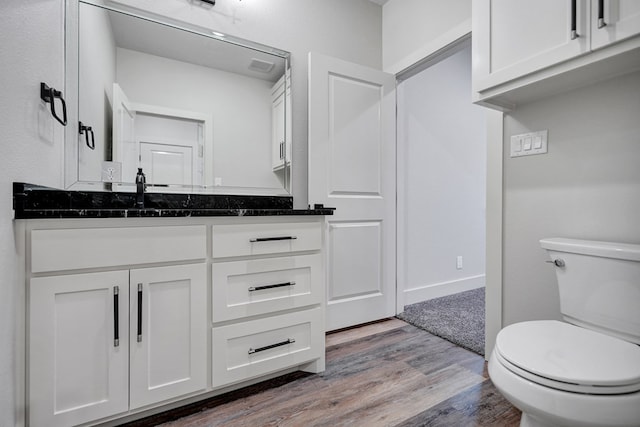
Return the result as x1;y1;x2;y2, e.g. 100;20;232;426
40;82;68;126
79;121;95;150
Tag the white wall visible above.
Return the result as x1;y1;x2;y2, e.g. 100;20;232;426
0;1;382;426
382;0;471;74
116;48;280;191
0;1;66;425
112;0;383;207
397;44;486;305
502;71;640;325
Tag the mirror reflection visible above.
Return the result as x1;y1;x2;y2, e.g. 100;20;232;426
75;1;291;194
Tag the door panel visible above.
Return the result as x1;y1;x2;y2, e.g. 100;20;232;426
328;221;382;300
329;75;383;195
140;142;193;185
308;52;396;331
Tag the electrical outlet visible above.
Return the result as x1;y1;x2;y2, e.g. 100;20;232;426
456;256;463;270
101;161;122;182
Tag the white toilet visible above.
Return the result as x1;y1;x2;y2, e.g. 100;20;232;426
489;238;640;427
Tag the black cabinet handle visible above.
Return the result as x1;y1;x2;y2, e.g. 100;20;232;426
570;0;579;40
249;281;296;292
248;338;295;355
250;236;297;243
137;283;143;343
113;286;120;347
597;0;607;28
79;121;95;150
40;82;67;126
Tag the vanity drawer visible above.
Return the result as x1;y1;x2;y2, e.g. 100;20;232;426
211;307;323;388
212;254;323;322
212;222;321;258
31;226;206;273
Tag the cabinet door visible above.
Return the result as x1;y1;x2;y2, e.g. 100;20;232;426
285;71;292;167
129;264;207;409
29;271;129;427
272;88;286;170
591;0;640;50
474;0;590;92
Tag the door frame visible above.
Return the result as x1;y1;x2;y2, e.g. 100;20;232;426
393;33;504;359
131;103;212;188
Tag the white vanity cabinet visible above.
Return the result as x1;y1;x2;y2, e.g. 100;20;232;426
473;0;640;109
27;224;208;427
21;215;326;426
210;220;325;389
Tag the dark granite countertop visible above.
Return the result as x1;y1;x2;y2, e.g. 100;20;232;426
13;183;334;219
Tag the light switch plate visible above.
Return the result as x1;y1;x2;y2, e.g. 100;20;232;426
510;130;548;158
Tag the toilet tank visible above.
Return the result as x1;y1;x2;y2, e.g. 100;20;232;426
540;238;640;345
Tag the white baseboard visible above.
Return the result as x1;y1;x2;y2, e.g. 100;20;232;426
403;275;485;307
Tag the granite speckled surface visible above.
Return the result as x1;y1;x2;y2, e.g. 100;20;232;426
13;183;334;219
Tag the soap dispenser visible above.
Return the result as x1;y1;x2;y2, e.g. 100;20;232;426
135;168;146;208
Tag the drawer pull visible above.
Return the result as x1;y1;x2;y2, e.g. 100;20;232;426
597;0;606;29
570;0;579;40
248;281;296;292
249;236;297;243
137;283;143;343
113;286;120;347
248;338;296;355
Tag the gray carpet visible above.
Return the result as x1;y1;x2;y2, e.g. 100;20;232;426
397;288;485;356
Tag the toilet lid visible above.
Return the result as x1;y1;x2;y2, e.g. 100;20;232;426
495;320;640;393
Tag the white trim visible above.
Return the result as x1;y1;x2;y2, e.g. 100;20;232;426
393;34;505;361
403;275;485;306
484;108;504;360
385;19;472;75
394;32;483;316
131;103;213;188
395;81;406;315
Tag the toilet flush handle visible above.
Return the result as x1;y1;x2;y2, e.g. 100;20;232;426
546;259;565;267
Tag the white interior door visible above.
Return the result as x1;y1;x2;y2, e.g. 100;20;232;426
308;52;396;331
140;142;193;186
112;83;137;182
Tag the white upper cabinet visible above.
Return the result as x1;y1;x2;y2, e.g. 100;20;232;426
474;0;589;93
271;71;291;171
473;0;640;109
591;1;640;49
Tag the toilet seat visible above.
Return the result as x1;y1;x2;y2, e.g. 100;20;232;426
495;320;640;395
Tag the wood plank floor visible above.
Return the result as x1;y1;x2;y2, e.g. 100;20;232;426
124;319;521;427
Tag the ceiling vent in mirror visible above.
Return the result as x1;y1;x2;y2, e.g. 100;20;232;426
249;58;275;73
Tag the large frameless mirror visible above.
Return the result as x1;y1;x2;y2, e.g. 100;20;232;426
66;0;291;195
